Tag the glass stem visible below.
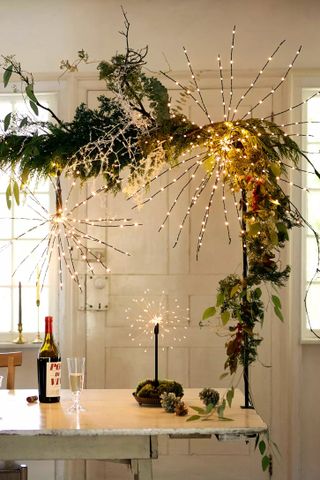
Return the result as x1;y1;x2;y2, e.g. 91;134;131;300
72;391;80;409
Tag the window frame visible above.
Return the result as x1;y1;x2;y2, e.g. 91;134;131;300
0;81;62;342
291;73;320;343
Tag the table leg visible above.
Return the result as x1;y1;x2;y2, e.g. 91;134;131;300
131;459;153;480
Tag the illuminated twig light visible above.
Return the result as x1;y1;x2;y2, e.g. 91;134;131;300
126;31;319;262
0;174;141;290
126;289;189;352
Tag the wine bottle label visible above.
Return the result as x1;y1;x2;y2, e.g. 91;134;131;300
46;361;61;397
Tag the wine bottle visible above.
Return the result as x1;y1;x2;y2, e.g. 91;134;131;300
37;315;61;403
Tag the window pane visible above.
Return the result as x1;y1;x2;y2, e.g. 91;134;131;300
13;195;50;240
0;196;13;238
12;286;49;333
0;241;12;283
306;191;320;233
13;240;48;284
307;97;320;121
0;287;12;332
306;236;319;281
305;282;320;330
0;93;56;333
305;151;320;189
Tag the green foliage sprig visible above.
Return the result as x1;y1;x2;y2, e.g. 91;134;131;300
187;386;234;422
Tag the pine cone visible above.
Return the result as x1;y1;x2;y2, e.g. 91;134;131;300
199;387;220;407
160;392;178;413
175;400;188;416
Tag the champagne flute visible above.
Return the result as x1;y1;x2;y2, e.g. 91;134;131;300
67;357;85;412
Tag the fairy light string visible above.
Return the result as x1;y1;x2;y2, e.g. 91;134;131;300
0;173;141;289
182;46;213;123
241;46;302;120
227;25;236;121
231;40;286;120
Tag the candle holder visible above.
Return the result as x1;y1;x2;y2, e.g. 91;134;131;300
13;323;26;344
32;305;42;343
13;281;26;344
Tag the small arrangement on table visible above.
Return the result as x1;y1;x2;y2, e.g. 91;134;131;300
158;386;231;420
133;379;183;407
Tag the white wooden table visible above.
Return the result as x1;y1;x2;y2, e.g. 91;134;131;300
0;388;267;479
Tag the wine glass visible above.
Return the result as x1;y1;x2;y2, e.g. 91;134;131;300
67;357;85;412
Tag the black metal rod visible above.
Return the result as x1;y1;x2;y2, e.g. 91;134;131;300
154;323;159;386
241;189;253;409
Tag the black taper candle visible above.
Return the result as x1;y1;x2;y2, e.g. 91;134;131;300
154;322;159;387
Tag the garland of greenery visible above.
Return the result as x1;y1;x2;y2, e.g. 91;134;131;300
0;17;319;392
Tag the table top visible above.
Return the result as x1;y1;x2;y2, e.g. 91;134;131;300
0;388;267;437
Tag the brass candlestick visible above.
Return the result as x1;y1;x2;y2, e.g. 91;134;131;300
13;281;26;344
32;269;42;343
32;301;42;343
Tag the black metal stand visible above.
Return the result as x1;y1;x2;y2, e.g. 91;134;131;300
241;190;253;409
154;323;159;387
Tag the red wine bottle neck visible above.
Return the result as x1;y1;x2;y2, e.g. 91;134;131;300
44;316;53;335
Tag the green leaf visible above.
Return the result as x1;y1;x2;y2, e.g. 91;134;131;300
186;415;201;422
259;439;266;455
226;386;234;408
276;221;288;235
230;284;240;298
221;311;230;326
217;399;226;418
20;168;29;188
254;287;262;299
202;306;216;321
248;222;261;235
270;162;281;177
216;292;224;307
219;372;229;380
4;112;11;131
274;307;284;322
270;230;279;245
5;184;11;209
271;295;281;309
19;117;28;128
13;181;20;206
3;65;13;87
190;406;205;415
261;455;270;471
25;84;38;103
205;403;214;414
29;100;39;116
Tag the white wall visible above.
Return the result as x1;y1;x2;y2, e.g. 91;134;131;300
0;1;320;479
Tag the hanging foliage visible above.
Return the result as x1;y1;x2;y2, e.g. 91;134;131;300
0;13;319;378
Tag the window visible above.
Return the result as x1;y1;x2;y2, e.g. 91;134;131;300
301;89;320;341
0;92;57;339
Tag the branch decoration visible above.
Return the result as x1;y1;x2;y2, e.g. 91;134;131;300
0;13;318;370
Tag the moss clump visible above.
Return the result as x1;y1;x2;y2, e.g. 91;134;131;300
135;379;183;399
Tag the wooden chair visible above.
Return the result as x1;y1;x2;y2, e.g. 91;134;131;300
0;352;28;480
